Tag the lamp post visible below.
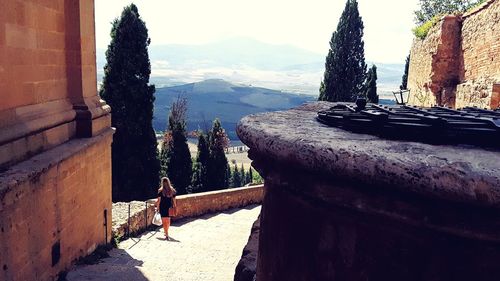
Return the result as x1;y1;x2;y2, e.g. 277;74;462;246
393;89;410;105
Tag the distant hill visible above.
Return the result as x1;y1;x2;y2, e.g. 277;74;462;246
153;79;315;139
97;37;405;97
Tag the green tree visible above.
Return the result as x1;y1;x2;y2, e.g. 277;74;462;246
246;167;253;185
161;97;192;195
225;165;232;189
207;119;230;190
231;163;241;187
415;0;484;24
400;54;410;90
240;164;246;186
319;0;367;102
100;4;159;201
365;65;379;104
191;132;210;192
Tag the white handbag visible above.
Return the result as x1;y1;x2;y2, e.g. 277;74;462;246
152;211;162;226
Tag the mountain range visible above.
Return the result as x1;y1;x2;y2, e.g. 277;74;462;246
97;37;405;97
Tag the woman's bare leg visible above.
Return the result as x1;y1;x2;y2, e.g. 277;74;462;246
161;217;171;238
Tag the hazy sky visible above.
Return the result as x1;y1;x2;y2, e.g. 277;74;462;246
95;0;419;64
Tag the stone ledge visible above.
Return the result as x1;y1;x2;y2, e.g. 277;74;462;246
0;127;115;202
237;102;500;207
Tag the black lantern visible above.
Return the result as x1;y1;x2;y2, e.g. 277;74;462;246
393;89;410;105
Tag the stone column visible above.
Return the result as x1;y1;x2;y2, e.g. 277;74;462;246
237;102;500;281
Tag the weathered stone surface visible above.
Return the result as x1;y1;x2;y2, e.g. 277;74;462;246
0;128;114;281
408;15;462;108
238;102;500;207
234;216;260;281
237;102;500;281
408;0;500;109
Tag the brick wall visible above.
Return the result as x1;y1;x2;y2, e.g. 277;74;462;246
456;0;500;108
408;16;462;107
407;0;500;109
0;129;113;281
112;185;265;240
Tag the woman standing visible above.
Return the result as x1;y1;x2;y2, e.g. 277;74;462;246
155;177;177;240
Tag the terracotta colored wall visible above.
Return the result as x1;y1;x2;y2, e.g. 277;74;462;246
407;0;500;109
408;16;461;107
0;1;113;280
0;0;68;111
456;0;500;108
0;0;108;169
0;129;113;281
112;185;265;239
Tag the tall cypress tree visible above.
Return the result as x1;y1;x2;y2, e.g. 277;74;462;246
207;119;229;190
100;4;159;201
192;132;210;192
240;164;246;186
365;65;379;103
400;54;410;90
246;167;253;185
319;0;367;102
161;97;192;195
231;163;241;188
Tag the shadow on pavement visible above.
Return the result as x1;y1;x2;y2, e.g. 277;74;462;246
65;248;150;281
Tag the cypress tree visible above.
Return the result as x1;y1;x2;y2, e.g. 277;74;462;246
400;54;410;90
365;65;379;104
192;132;210;192
161;97;192;195
231;163;241;187
246;167;254;184
240;164;246;186
225;165;232;189
207;119;230;190
100;4;159;201
319;0;367;102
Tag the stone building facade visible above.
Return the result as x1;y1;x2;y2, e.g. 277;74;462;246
408;0;500;109
0;1;113;280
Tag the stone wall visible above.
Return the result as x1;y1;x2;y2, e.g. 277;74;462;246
112;185;264;240
456;0;500;108
408;0;500;109
0;129;113;281
0;0;110;169
0;1;113;281
237;103;500;281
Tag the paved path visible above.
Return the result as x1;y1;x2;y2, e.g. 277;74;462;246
66;205;261;281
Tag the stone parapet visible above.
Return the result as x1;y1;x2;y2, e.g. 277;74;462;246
237;102;500;280
112;185;264;240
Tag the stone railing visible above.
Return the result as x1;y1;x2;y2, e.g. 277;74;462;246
112;185;264;240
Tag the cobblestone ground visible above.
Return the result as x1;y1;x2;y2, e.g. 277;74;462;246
66;205;261;281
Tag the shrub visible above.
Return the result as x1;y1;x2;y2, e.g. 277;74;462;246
412;15;441;39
